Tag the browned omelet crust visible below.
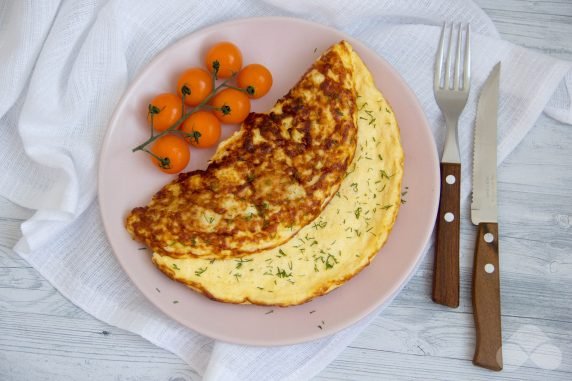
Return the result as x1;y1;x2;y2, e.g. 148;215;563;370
126;41;358;259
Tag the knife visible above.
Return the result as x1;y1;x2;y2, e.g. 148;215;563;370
471;62;503;371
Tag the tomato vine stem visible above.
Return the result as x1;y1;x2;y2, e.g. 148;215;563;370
132;71;236;154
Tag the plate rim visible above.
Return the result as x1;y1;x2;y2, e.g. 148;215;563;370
98;16;440;346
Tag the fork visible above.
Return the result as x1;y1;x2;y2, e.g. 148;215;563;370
432;22;471;308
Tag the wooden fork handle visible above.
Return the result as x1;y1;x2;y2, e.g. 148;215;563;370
432;162;460;308
472;222;503;371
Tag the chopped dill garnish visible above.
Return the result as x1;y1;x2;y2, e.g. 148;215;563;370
265;309;274;315
276;267;292;278
350;182;358;192
234;273;242;282
195;267;208;277
312;220;327;230
172;264;180;270
325;254;338;269
235;258;253;269
380;169;391;180
277;249;287;257
202;212;215;224
354;207;362;219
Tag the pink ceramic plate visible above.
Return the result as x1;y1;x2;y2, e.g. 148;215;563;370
99;17;439;346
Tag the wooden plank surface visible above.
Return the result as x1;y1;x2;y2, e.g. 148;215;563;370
1;0;571;379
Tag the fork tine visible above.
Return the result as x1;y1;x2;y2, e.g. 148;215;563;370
434;22;446;89
444;23;454;89
454;23;462;90
464;24;471;91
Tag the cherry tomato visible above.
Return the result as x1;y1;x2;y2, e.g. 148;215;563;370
237;64;273;99
147;93;183;132
205;42;242;79
181;111;221;148
176;68;213;106
150;134;190;174
210;88;251;124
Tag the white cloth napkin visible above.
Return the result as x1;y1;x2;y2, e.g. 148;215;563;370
1;0;570;379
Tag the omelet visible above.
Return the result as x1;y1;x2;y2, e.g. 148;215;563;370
126;41;358;259
152;43;405;306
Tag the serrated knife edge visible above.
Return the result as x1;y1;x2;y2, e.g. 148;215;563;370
471;62;500;225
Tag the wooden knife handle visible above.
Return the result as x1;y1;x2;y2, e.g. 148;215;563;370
432;162;461;308
472;222;503;371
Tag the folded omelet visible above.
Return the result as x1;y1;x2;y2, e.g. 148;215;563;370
152;42;404;306
126;41;358;259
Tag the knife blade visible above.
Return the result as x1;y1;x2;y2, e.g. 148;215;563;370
471;62;503;371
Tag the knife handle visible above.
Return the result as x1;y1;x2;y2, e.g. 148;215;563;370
432;162;460;308
472;222;503;371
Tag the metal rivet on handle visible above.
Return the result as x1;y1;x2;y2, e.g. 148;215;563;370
485;263;495;273
484;233;494;243
444;212;454;222
446;175;456;184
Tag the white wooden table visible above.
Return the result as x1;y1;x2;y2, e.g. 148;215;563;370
1;1;571;379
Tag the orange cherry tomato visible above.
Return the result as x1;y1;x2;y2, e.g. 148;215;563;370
237;64;273;99
210;88;251;124
176;68;213;106
150;134;190;174
147;93;183;132
181;111;221;148
205;42;242;79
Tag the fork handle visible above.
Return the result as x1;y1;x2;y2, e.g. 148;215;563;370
432;162;460;308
